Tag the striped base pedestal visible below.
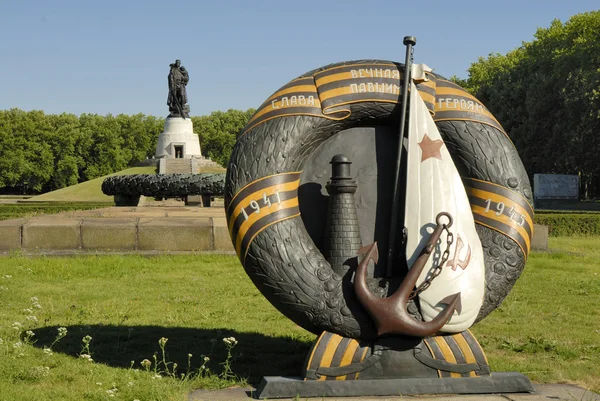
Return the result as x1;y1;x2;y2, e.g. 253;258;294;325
253;330;534;399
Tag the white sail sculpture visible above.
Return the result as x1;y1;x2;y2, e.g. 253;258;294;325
404;69;485;333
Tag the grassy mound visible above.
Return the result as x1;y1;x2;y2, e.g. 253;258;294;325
25;166;225;203
27;167;158;203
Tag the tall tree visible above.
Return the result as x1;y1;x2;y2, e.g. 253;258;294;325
192;108;255;166
462;10;600;195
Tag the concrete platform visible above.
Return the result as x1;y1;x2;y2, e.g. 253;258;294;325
0;204;234;254
189;383;599;401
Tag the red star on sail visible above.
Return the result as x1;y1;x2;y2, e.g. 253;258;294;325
418;133;444;162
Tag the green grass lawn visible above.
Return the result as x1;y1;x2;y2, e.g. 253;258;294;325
0;238;599;400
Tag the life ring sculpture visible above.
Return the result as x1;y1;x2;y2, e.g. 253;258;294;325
225;59;533;342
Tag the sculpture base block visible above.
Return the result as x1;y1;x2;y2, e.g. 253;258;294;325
254;373;534;399
155;117;201;158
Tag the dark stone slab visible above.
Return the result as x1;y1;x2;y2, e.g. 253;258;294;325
253;373;535;399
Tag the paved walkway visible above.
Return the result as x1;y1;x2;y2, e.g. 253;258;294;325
0;202;234;254
189;383;599;401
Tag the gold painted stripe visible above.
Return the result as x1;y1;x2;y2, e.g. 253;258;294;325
465;177;534;216
305;332;329;375
262;85;319;105
315;69;402;87
422;339;442;378
418;90;435;106
235;197;299;256
434;337;461;379
314;62;397;77
436;86;482;102
320;86;362;102
354;346;370;380
453;334;478;377
468;187;534;232
318;334;344;369
434;88;501;124
472;204;531;254
228;179;300;235
242;208;300;261
247;96;322;126
464;330;489;365
227;172;301;214
338;340;360;381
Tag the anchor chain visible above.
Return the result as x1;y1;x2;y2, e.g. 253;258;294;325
408;223;454;300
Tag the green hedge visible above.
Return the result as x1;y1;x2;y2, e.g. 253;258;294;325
534;213;600;236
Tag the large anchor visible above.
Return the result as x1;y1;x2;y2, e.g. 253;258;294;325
354;212;461;338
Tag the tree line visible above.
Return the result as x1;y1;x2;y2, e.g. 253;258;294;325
454;10;600;198
0;108;254;194
3;11;598;197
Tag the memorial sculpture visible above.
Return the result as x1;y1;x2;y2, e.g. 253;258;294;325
102;60;223;204
225;37;535;398
167;59;190;118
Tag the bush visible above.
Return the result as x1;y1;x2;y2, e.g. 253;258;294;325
534;213;600;236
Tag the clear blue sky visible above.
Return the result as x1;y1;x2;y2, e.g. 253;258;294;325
1;0;597;117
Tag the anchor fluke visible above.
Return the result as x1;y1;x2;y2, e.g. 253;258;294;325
354;214;458;338
439;293;462;315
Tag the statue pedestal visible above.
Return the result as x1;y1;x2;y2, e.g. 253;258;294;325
155;117;201;159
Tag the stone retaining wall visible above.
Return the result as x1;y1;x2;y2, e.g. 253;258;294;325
0;217;234;253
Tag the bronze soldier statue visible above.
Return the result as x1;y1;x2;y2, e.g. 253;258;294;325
167;59;189;118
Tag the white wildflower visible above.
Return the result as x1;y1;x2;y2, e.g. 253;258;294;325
25;330;35;338
203;356;210;362
12;322;22;330
33;366;50;377
96;382;103;386
57;327;67;337
140;359;152;369
158;337;168;347
222;336;238;346
26;315;38;322
13;341;23;348
151;373;162;380
30;297;38;303
3;275;12;279
79;353;94;362
43;347;53;356
23;308;33;314
127;381;134;387
33;302;42;309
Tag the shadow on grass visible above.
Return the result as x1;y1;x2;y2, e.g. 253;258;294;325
29;325;312;385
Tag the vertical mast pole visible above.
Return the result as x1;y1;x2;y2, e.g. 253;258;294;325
386;36;416;277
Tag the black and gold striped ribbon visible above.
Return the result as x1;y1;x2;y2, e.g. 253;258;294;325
423;330;489;378
464;178;534;257
304;331;370;381
433;79;507;136
243;76;323;134
226;172;301;260
242;62;438;135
